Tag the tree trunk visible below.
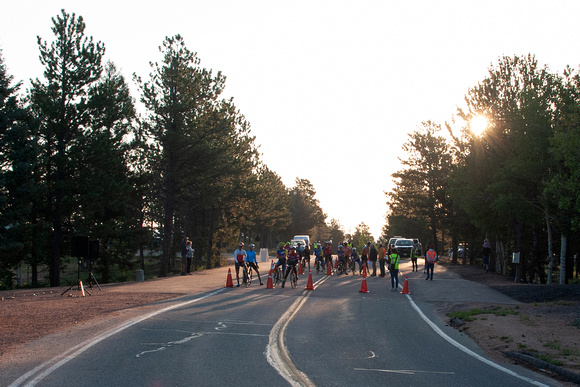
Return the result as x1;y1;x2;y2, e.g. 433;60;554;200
451;234;458;264
546;211;553;284
159;193;175;277
560;234;567;284
206;205;214;270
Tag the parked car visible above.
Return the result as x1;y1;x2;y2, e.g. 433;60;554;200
394;238;414;258
388;236;403;249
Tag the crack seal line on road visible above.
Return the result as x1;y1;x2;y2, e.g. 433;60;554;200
265;274;330;387
403;292;550;387
8;288;228;387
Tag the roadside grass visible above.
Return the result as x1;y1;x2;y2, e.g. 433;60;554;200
448;305;520;321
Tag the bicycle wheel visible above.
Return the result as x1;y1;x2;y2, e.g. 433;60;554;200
245;267;252;287
291;270;297;288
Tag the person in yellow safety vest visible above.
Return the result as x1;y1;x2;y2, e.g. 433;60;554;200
388;248;400;291
410;246;418;272
425;245;438;281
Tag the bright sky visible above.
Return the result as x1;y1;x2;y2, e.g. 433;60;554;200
2;1;580;238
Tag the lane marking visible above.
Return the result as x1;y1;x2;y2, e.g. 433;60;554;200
355;368;455;375
265;274;331;386
9;288;227;387
136;333;203;358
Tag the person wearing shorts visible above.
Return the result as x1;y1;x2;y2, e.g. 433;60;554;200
233;242;247;287
245;243;263;285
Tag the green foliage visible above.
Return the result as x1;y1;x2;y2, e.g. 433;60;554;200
350;222;374;252
387;121;454;246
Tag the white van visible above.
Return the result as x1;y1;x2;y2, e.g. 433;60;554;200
293;235;310;248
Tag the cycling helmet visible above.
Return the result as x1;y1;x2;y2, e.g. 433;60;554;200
249;243;254;248
238;242;244;247
278;242;285;247
352;247;357;251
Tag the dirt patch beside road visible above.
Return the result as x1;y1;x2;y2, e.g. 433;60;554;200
438;260;580;384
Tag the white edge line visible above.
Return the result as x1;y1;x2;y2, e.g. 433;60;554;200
9;288;227;387
404;293;550;387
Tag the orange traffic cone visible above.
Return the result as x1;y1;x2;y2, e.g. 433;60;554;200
266;268;274;289
401;275;410;294
225;268;234;288
359;265;369;293
326;261;332;275
305;270;314;290
298;262;304;275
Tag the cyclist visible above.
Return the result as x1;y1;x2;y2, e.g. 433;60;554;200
323;241;333;270
233;242;247;287
245;243;264;285
275;242;287;277
282;246;300;288
337;244;348;275
313;243;324;271
350;247;360;274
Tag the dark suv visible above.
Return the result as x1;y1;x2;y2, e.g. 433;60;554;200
394;238;414;258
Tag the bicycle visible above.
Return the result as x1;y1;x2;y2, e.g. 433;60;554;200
315;258;325;274
290;266;298;288
349;258;357;274
243;263;253;287
335;259;347;275
273;265;283;287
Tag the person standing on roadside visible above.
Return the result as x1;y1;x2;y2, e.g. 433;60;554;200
410;246;418;272
181;237;189;276
425;245;438;280
186;240;194;274
388;248;400;291
482;241;491;273
245;243;264;285
378;244;387;277
369;243;378;276
233;242;247;287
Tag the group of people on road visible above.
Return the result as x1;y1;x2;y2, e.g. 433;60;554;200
230;240;441;290
233;242;264;287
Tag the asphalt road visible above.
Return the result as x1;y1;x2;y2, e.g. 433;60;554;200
4;259;561;387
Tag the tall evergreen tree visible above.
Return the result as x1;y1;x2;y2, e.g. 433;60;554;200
138;35;259;275
455;55;559;281
0;51;42;287
28;10;105;286
387;121;453;249
286;178;326;240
